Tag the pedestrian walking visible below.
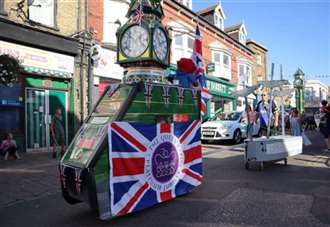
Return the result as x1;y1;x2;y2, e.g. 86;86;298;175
50;107;65;159
242;104;255;140
319;100;330;151
255;91;279;136
0;133;21;160
290;109;302;136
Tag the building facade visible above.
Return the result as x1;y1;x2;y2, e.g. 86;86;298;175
88;0;129;101
246;39;268;85
304;80;329;112
164;0;255;115
87;0;266;118
0;0;90;151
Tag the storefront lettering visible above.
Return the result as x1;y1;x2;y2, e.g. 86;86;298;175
206;80;233;95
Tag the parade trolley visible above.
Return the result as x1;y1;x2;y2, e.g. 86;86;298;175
231;70;303;171
59;0;203;220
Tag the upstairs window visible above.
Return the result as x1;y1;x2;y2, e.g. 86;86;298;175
223;54;229;68
29;0;56;27
239;32;246;45
214;13;224;30
213;52;221;70
176;0;192;9
174;35;183;46
172;33;194;63
212;51;231;80
187;36;194;56
238;64;252;86
256;54;262;65
0;0;5;14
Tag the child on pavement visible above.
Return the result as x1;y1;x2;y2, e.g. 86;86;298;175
0;133;21;160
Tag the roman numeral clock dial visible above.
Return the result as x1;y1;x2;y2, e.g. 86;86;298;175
121;25;149;58
153;28;168;61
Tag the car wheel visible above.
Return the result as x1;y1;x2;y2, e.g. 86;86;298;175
232;129;242;144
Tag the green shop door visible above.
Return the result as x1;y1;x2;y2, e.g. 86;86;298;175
26;88;68;151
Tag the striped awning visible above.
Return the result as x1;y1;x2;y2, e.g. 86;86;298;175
23;66;72;78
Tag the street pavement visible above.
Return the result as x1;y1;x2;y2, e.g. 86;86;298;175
0;131;329;227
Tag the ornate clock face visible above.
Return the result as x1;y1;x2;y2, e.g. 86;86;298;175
153;28;168;61
121;25;149;58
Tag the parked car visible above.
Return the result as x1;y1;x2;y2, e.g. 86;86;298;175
201;111;261;144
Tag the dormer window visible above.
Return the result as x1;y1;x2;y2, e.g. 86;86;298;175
239;32;246;45
214;13;224;30
177;0;192;9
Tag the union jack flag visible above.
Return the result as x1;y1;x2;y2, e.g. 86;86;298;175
108;120;202;217
133;3;144;25
191;24;212;115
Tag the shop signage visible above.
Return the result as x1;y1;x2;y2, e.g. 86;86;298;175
0;98;22;106
206;63;215;73
206;80;235;96
0;41;74;77
93;47;123;80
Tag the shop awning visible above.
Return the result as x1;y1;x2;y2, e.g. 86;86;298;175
23;66;72;79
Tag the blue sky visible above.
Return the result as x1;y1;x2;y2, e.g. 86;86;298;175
193;0;330;85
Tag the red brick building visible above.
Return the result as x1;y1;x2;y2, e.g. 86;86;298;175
88;0;266;115
164;0;255;114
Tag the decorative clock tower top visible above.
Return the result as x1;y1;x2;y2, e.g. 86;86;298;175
117;0;170;83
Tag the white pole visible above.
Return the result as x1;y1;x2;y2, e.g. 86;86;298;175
267;63;275;139
280;64;285;136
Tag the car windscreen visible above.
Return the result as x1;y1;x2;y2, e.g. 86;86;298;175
216;112;241;121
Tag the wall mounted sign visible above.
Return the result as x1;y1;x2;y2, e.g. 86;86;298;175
206;63;215;73
0;41;74;78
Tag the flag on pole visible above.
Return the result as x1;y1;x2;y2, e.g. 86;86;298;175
191;24;212;115
133;2;144;25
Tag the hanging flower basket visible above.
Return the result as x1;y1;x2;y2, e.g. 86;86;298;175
0;54;21;87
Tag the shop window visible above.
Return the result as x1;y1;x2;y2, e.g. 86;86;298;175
29;0;56;28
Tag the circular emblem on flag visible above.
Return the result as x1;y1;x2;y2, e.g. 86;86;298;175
152;142;178;183
145;134;184;192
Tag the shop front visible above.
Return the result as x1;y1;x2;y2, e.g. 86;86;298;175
205;75;237;119
0;40;75;152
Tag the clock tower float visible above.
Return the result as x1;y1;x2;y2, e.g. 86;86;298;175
59;0;202;220
117;0;170;83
